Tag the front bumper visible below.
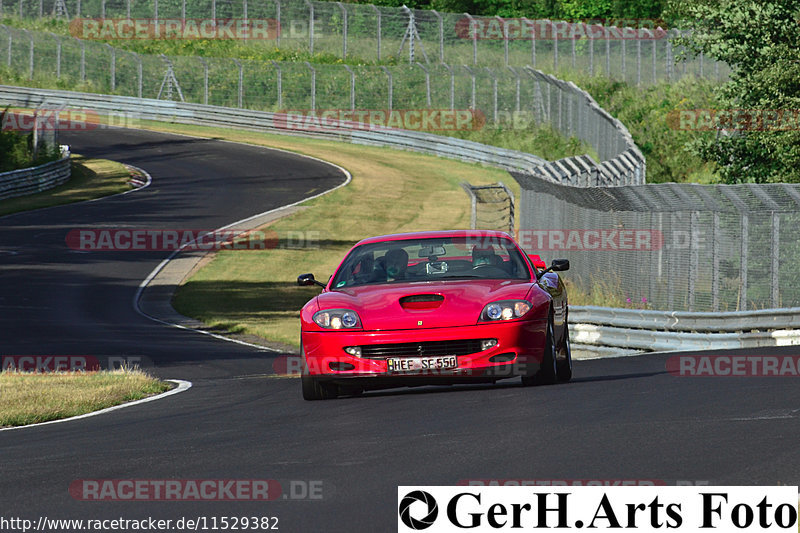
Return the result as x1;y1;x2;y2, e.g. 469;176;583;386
301;319;547;386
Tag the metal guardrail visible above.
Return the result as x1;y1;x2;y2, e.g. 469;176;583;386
1;84;796;353
0;146;70;200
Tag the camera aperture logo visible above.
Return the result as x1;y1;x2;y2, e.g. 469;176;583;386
399;490;439;530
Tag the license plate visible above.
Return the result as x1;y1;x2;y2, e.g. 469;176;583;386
386;355;458;373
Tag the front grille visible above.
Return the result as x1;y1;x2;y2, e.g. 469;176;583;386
359;339;485;359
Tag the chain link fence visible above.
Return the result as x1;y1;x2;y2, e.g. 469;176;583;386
3;0;728;86
514;172;800;312
0;23;646;185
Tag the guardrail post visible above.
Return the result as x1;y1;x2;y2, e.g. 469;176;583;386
371;4;380;61
379;65;392;111
270;60;281;109
304;0;314;55
440;62;454;111
336;2;347;59
233;59;243;108
416;62;430;108
343;64;355;110
305;61;316;110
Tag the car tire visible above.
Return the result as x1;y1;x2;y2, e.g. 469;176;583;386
556;325;573;382
522;314;558;386
301;373;338;401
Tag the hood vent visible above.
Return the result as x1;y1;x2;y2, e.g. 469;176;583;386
399;294;444;310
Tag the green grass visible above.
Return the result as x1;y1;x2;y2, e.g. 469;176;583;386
0;369;171;427
0;154;135;217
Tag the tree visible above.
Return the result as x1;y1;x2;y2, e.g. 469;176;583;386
668;0;800;183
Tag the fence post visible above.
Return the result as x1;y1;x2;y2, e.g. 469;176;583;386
101;0;105;18
521;17;535;68
106;43;115;91
18;0;22;18
463;13;477;65
38;0;42;17
154;0;158;23
133;52;142;98
77;0;81;17
275;0;281;47
371;4;380;61
343;64;355;110
463;65;476;110
621;30;626;81
416;62;430;108
80;39;85;81
5;26;11;67
336;2;347;59
304;0;314;55
553;20;559;72
441;62;454;111
636;37;641;86
233;59;243;108
772;212;780;307
305;61;316;110
589;34;594;76
212;0;215;19
431;9;443;63
507;66;520;113
486;67;498;123
379;66;393;111
197;57;209;105
50;32;61;79
270;60;281;109
495;15;508;67
605;29;610;76
181;0;185;20
23;29;33;80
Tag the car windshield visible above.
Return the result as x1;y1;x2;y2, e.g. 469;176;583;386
330;236;531;288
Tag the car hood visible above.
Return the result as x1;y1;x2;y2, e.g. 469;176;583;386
316;280;534;331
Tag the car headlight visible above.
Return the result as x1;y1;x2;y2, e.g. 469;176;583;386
312;309;362;329
480;300;532;321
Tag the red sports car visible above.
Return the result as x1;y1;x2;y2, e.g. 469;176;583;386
297;230;571;400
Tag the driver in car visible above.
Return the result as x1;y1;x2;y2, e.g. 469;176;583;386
384;248;409;281
471;246;497;268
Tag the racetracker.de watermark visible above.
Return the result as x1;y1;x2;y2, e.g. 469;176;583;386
65;229;321;251
1;109;139;131
515;229;664;252
273;109;485;132
667;109;800;132
70;18;279;40
1;355;151;372
68;479;324;501
667;355;800;377
455;18;668;41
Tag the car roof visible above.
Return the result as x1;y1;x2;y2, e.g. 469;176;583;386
355;230;515;246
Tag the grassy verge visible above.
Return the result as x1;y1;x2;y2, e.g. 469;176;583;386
0;155;135;217
0;369;172;428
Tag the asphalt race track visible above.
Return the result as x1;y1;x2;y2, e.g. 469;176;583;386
1;128;799;532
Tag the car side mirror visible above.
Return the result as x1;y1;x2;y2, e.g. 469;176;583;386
297;273;326;288
550;259;570;272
